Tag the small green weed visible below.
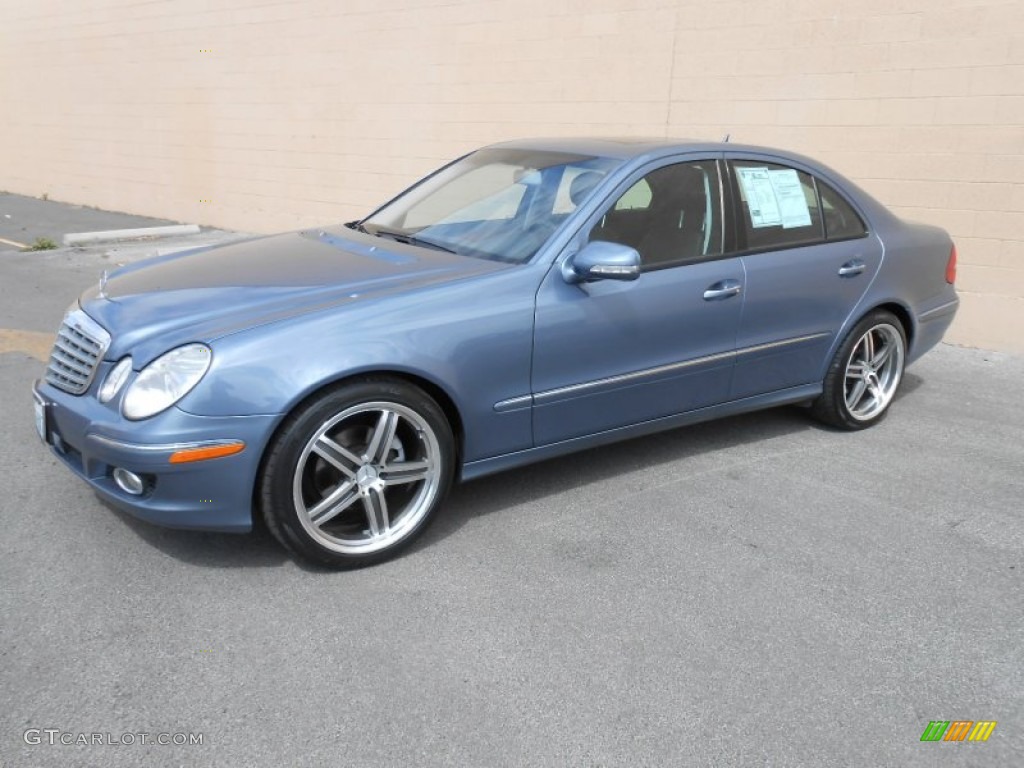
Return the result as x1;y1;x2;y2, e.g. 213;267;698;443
27;237;58;251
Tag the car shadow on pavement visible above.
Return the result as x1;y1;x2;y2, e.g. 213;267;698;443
893;370;924;401
97;498;294;569
421;370;926;552
101;371;925;570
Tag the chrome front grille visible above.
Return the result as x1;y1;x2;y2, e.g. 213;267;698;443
45;309;111;395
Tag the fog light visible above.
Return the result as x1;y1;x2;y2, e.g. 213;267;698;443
112;467;145;495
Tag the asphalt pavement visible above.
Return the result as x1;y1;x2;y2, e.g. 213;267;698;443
0;192;178;251
1;237;1021;767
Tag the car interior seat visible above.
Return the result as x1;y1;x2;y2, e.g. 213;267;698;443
569;171;605;209
635;165;708;266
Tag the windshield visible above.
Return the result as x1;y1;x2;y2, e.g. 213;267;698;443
358;148;621;263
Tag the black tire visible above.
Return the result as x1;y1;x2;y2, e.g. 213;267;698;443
259;377;455;568
811;310;907;431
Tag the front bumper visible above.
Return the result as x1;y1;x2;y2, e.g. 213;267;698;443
33;379;280;532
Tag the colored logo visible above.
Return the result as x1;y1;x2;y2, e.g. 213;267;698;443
920;721;997;742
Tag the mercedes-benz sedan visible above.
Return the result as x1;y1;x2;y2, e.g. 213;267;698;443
33;138;959;567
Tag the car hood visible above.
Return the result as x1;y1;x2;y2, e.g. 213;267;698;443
79;227;513;363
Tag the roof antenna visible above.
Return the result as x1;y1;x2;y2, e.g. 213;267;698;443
722;133;730;143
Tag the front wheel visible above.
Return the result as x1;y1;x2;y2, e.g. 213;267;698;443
259;378;455;568
811;310;907;430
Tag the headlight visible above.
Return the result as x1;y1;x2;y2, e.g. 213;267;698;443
99;357;133;403
122;344;212;420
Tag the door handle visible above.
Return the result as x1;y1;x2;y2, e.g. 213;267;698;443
838;260;866;277
703;279;742;301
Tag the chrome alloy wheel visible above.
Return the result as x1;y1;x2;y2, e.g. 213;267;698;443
843;323;905;422
292;401;442;554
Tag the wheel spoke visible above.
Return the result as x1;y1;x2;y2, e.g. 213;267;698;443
312;436;361;478
847;378;867;410
365;410;399;464
362;488;390;536
871;342;892;368
381;459;431;487
862;330;875;363
308;481;360;527
846;362;865;378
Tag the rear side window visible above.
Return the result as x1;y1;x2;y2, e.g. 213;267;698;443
818;181;868;241
730;160;823;252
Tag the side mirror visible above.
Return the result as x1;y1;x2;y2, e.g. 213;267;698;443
562;241;641;284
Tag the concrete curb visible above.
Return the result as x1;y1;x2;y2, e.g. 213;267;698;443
63;224;201;246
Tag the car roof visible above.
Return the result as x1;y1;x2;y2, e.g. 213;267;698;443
486;136;822;167
485;136;899;229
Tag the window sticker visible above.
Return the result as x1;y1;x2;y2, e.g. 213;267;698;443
768;169;812;229
736;166;814;230
735;167;782;228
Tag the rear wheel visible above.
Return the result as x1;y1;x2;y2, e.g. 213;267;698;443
811;310;906;430
260;378;454;568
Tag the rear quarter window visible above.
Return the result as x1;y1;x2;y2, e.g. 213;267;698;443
818;180;868;241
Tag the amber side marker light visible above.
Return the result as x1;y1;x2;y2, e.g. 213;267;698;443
169;442;245;464
946;243;958;284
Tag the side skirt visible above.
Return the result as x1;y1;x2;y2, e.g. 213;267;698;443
460;383;822;482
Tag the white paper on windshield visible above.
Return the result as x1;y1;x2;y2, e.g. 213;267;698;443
768;169;812;229
735;167;781;228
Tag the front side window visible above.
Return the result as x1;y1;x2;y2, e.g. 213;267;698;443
730;160;823;252
589;160;723;269
360;149;621;263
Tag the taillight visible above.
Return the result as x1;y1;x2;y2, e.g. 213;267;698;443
945;244;957;284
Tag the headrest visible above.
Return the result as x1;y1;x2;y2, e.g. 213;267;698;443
569;171;604;207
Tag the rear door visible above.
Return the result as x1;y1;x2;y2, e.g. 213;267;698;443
725;154;882;399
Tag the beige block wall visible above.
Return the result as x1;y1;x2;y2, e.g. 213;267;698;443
1;0;1022;351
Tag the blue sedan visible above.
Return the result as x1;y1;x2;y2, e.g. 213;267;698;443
33;139;959;567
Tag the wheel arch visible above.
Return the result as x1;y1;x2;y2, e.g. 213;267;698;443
252;368;467;513
292;368;461;456
870;300;915;347
820;299;916;384
372;369;466;465
810;304;909;430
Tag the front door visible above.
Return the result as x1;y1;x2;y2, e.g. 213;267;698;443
532;157;745;446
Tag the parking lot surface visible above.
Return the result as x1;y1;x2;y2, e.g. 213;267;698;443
0;192;177;251
1;244;1021;767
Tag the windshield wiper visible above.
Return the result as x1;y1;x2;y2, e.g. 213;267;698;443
345;220;370;234
404;235;458;255
366;227;458;255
